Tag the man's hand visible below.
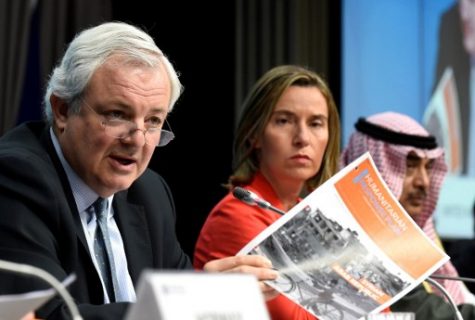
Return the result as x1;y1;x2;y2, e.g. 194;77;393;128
21;312;37;320
203;255;280;301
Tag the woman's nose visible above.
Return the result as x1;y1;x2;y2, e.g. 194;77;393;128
293;123;310;145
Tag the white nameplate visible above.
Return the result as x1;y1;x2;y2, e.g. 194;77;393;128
125;271;270;320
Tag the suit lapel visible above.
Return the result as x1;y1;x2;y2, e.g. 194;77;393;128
113;192;153;285
36;124;101;297
40;127;91;251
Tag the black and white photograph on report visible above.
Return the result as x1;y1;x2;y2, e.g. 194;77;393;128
249;206;409;320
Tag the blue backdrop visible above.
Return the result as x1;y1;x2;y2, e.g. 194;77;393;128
341;0;474;239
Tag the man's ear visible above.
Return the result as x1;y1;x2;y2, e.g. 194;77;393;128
50;95;70;133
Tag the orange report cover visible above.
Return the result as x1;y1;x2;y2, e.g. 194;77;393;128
238;152;448;320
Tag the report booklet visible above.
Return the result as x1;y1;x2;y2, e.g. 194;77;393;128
238;152;448;320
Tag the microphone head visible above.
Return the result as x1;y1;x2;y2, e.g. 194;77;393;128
232;186;284;215
232;187;255;205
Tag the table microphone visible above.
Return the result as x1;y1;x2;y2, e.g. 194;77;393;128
425;277;463;320
232;187;286;215
0;259;83;320
430;274;475;284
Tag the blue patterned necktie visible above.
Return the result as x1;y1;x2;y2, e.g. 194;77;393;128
91;197;118;302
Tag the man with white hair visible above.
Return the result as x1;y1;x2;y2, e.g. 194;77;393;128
0;21;277;319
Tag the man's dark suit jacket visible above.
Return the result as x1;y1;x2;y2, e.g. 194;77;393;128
0;121;192;319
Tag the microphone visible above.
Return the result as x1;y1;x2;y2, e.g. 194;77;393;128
425;277;463;320
0;259;83;320
430;274;475;283
427;273;475;320
232;187;286;215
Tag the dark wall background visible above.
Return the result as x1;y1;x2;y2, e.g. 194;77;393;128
112;2;236;257
112;1;341;258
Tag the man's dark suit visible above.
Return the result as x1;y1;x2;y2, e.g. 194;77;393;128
0;121;192;319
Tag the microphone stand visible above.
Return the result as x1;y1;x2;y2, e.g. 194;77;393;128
425;277;464;320
430;274;475;284
0;259;83;320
